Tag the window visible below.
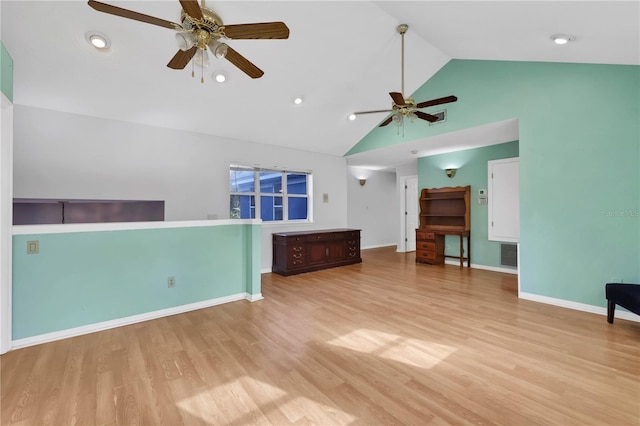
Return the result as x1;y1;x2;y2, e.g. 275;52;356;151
230;165;311;222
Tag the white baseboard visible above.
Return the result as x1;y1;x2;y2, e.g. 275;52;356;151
444;259;518;275
261;267;272;274
246;292;264;302
362;243;397;250
519;291;640;323
11;292;261;350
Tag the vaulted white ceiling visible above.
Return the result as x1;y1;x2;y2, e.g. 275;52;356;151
2;1;638;167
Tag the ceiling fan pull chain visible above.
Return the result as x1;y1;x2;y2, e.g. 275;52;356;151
192;58;195;78
201;61;205;83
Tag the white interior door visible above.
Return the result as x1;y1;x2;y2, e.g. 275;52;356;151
405;176;419;251
488;157;520;242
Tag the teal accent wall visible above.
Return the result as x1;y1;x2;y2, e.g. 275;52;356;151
418;141;519;268
12;224;261;339
349;60;640;308
0;42;14;102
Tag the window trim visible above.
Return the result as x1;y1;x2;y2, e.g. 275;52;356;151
229;164;312;222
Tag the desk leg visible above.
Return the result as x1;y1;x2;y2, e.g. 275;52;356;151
459;235;463;267
467;234;471;267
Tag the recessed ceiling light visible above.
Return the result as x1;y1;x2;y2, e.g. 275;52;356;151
213;72;226;83
348;114;357;121
85;31;110;50
551;34;575;45
293;97;303;105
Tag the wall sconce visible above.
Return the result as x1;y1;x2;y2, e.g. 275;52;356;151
359;178;367;186
445;168;457;178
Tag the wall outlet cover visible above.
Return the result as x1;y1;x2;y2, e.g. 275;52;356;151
27;240;39;254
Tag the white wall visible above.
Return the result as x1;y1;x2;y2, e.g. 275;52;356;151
13;105;348;272
347;167;397;249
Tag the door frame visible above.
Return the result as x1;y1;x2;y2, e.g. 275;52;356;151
398;175;418;252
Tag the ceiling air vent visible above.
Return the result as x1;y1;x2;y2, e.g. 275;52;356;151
428;109;447;125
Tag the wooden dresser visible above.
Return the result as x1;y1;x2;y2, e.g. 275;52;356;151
272;229;361;276
416;186;471;267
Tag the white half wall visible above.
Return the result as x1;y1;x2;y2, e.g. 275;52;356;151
13;105;348;272
347;167;397;249
1;95;13;354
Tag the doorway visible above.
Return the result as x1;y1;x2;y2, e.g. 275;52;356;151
399;175;418;252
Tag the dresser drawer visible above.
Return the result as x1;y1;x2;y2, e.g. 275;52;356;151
287;245;305;255
286;246;306;267
416;250;436;261
416;241;436;251
416;231;435;240
309;233;332;241
345;231;360;239
274;234;306;244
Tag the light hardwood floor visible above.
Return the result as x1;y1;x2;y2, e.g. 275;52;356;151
1;247;639;425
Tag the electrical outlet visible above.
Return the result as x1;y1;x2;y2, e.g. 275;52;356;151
168;276;176;288
27;240;39;254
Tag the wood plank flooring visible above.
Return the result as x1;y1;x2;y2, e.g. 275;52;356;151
2;247;639;425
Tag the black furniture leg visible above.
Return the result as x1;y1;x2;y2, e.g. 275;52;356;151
607;300;615;323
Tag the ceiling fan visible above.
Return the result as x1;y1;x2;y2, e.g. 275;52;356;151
87;0;289;82
351;24;457;127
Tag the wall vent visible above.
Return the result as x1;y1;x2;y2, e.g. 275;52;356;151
500;243;518;267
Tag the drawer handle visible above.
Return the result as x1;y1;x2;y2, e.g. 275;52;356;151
293;253;302;259
349;252;356;257
293;246;302;252
349;246;356;251
293;260;302;265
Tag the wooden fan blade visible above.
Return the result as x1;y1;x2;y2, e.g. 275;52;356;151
379;116;394;127
353;109;394;115
389;92;406;106
416;95;458;109
179;0;203;20
167;46;198;69
415;111;439;123
223;22;290;39
88;1;179;30
225;46;264;79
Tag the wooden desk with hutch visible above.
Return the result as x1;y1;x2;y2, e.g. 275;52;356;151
416;186;471;267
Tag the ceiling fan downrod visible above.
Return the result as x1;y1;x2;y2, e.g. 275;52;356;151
398;24;408;99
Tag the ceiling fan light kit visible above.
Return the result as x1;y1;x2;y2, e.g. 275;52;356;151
350;24;457;132
87;0;289;83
